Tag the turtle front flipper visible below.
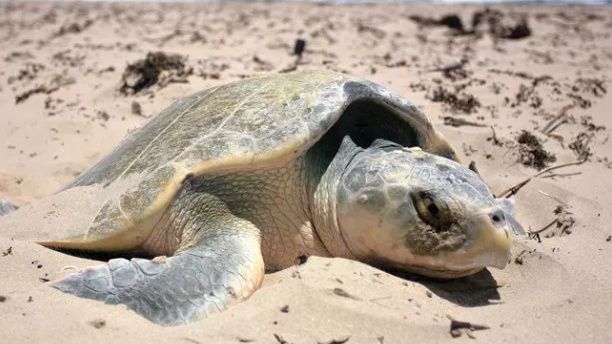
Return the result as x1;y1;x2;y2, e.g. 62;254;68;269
52;197;265;326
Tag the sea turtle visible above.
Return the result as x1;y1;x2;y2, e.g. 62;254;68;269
40;70;523;326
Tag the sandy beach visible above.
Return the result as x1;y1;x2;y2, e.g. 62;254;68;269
0;1;611;343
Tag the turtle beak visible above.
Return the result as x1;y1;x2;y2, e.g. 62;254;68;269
401;208;516;277
468;209;516;269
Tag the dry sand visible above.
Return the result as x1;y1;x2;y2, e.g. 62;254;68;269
1;2;611;343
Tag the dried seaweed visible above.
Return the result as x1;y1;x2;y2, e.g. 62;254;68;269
119;52;192;95
516;131;556;170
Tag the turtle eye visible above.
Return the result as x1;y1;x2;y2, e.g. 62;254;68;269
411;191;452;231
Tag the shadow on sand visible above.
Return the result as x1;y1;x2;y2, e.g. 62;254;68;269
387;268;502;307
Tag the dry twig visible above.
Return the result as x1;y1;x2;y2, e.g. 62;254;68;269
537;190;569;207
447;315;490;339
426;59;468;73
542;105;573;135
496;160;585;198
443;116;486;127
487;126;503;146
530;218;557;235
540;172;582;179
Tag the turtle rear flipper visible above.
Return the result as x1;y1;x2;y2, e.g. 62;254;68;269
52;194;264;326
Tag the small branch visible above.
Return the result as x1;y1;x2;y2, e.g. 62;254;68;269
447;315;490;339
496;160;585;198
537;190;570;207
540;172;582;179
514;249;529;263
443;116;486;127
279;56;302;73
487;126;503;146
274;333;289;344
529;218;557;235
542;105;573;135
426;58;468;74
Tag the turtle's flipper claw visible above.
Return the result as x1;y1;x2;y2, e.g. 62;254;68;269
52;227;264;326
52;262;121;305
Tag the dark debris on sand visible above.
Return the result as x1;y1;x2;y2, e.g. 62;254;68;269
516;131;556;170
551;205;575;237
473;8;531;40
573;78;607;98
53;19;94;38
427;59;470;81
88;318;106;329
273;333;289;344
119;52;193;95
428;86;481;114
14;74;75;104
332;288;360;300
568;133;593;162
448;316;490;339
409;14;466;33
531;205;576;239
410;9;532;40
317;336;351;344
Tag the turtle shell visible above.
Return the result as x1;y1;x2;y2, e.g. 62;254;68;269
40;70;457;251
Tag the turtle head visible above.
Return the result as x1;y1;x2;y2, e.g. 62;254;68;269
334;139;521;278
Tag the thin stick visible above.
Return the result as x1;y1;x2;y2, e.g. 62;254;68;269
488;126;502;146
540;172;582;179
542;105;573;135
529;218;557;235
537;190;570;207
496;160;585;198
546;119;568;135
279;55;302;73
426;58;468;74
443;116;486;127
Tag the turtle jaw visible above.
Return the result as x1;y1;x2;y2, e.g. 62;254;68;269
405;209;515;278
391;211;514;279
461;211;514;270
